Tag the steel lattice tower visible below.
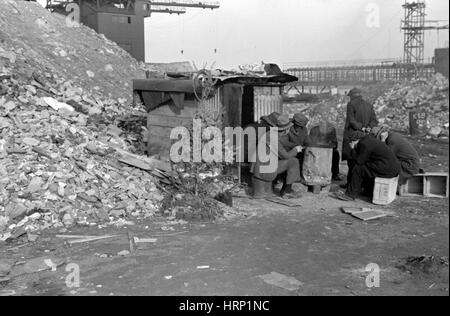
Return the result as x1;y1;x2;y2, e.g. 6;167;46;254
402;1;426;78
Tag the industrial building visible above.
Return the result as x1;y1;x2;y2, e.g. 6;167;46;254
46;0;219;62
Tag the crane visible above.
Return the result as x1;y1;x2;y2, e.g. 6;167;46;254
402;1;449;78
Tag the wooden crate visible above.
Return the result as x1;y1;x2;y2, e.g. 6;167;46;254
373;177;399;205
399;173;449;198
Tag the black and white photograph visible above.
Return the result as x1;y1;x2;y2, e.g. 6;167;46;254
0;0;449;301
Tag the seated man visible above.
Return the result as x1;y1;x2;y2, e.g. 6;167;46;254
251;114;303;198
343;131;401;201
309;121;342;181
281;113;310;151
372;126;421;185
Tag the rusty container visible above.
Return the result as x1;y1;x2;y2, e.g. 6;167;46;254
302;147;333;186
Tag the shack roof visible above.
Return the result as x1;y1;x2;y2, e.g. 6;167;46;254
135;67;298;94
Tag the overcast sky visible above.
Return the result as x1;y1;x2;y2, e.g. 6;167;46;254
144;0;449;68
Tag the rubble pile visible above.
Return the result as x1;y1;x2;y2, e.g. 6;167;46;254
284;75;449;138
0;1;171;238
373;74;449;137
0;75;166;238
0;0;145;101
284;82;395;129
284;95;348;129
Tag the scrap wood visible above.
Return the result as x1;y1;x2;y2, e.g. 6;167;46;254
68;235;121;245
56;235;98;239
151;230;190;237
341;207;392;221
9;256;66;278
57;234;121;245
258;272;303;291
127;232;157;252
134;237;157;243
266;197;302;208
32;146;53;160
6;147;27;154
116;148;170;172
0;289;15;296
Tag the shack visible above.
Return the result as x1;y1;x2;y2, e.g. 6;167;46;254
133;68;298;159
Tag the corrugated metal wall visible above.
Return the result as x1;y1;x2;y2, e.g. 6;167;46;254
203;86;223;123
253;86;283;122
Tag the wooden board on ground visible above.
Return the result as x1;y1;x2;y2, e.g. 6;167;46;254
266;197;302;208
116;149;170;172
341;207;390;221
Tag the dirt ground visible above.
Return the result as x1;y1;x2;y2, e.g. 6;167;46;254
1;134;448;296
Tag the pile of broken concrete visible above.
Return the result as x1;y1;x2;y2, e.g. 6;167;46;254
0;49;165;241
284;74;449;139
374;73;449;138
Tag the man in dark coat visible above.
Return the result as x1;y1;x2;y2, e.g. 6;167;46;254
309;121;342;181
372;126;421;185
279;113;310;178
251;115;303;198
284;113;310;150
342;88;379;185
344;131;401;200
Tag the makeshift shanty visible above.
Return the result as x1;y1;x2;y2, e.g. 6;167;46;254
133;67;298;158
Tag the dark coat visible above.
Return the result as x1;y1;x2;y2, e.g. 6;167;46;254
386;132;420;176
286;127;309;149
350;135;401;178
251;132;299;182
342;97;378;161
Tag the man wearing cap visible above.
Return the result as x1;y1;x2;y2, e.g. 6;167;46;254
342;88;379;186
342;131;401;201
261;112;280;130
309;121;342;181
287;113;310;149
251;114;303;198
372;126;421;185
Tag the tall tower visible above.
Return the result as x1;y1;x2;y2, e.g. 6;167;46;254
402;1;426;78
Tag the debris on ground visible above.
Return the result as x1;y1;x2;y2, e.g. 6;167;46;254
341;207;394;221
0;1;175;238
266;197;302;208
0;0;145;101
117;250;131;257
9;256;65;278
284;74;449;139
374;74;449;138
56;234;120;245
258;272;304;291
397;256;449;275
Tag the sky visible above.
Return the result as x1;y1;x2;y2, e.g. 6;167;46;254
143;0;449;68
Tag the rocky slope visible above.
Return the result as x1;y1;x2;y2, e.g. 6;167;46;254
0;0;164;238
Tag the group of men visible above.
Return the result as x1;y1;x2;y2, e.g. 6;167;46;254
250;87;422;201
249;111;342;198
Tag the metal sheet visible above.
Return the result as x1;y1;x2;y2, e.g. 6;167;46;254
253;87;282;123
203;87;223;123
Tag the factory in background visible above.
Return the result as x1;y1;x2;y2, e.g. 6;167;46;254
46;0;220;62
435;47;449;78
